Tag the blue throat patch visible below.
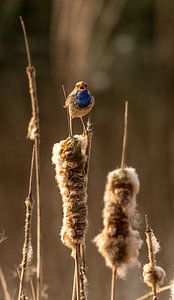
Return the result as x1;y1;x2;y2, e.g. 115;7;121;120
75;90;92;108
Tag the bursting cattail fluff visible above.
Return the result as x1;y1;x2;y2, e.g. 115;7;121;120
143;226;166;288
94;167;142;278
143;264;166;287
21;195;33;269
52;135;88;254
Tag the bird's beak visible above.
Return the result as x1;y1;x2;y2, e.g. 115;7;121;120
79;84;85;90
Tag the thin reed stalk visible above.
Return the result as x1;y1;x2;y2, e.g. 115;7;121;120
75;245;81;300
20;17;41;300
61;84;73;137
111;101;128;300
0;268;12;300
121;101;128;170
17;146;35;300
72;269;77;300
111;267;117;300
29;277;36;300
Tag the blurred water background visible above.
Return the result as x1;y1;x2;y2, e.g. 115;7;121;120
0;0;174;299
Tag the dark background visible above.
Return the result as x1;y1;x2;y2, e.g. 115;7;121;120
0;0;174;299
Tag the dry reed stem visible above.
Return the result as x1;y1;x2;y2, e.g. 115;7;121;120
110;101;127;300
136;284;171;300
0;268;12;300
111;267;117;300
20;17;41;300
72;269;77;300
78;121;92;300
75;244;81;300
18;146;35;300
121;101;128;170
61;84;73;137
110;101;128;300
79;244;87;300
29;277;36;300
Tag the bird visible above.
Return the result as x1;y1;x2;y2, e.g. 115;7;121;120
64;81;94;135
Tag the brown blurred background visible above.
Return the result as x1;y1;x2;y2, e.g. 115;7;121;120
0;0;174;299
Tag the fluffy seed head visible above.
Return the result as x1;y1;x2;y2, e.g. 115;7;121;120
143;263;166;287
150;231;161;255
52;135;88;253
94;167;142;277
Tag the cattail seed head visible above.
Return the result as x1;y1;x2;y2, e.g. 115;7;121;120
143;263;166;287
52;135;88;253
27;117;38;140
148;231;160;255
94;167;142;278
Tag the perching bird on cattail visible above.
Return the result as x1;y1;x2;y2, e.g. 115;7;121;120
64;81;94;135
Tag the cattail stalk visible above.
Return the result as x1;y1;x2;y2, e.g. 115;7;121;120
94;102;142;300
111;101;128;300
75;244;81;300
61;84;73;137
121;101;128;170
72;265;77;300
18;146;35;300
52;121;93;299
20;17;41;300
111;267;117;300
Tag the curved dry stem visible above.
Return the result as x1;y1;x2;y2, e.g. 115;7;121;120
20;17;41;300
62;84;73;137
17;146;35;300
19;16;32;67
136;284;171;300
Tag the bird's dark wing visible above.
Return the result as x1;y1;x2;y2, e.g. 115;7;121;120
64;89;76;108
